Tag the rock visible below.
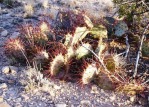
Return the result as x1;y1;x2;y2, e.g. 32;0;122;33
130;96;136;102
2;66;18;74
80;100;91;106
91;85;99;94
0;77;5;82
21;94;29;101
1;30;8;37
55;103;67;107
9;66;18;74
0;83;7;89
0;96;3;103
10;32;20;39
54;85;61;90
0;102;11;107
2;66;10;74
110;95;116;101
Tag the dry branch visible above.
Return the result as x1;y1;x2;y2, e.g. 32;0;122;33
133;23;149;78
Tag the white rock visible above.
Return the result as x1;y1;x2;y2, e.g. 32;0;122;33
55;103;67;107
21;94;29;101
0;96;3;103
91;85;99;94
10;32;20;39
110;95;116;101
130;96;136;102
2;66;10;74
54;85;61;90
2;66;18;74
0;102;11;107
1;30;8;37
9;66;18;74
0;83;7;89
81;100;91;105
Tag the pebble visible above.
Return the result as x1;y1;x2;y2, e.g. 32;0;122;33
0;83;7;89
54;85;61;90
55;103;67;107
110;95;116;101
0;27;8;37
21;94;29;101
130;96;136;102
2;66;10;74
0;96;3;102
91;85;98;94
10;32;20;39
2;66;18;74
80;100;91;105
1;30;8;37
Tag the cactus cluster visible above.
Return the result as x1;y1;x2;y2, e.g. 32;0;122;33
4;10;146;94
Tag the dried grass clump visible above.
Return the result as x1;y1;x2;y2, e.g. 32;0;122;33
116;82;145;95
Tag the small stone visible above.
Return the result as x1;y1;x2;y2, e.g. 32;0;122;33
110;95;116;101
21;94;29;101
9;66;18;74
0;102;11;107
91;85;98;94
10;32;20;39
54;85;61;90
80;100;91;106
1;30;8;37
55;103;67;107
2;66;18;74
2;66;10;74
130;96;136;102
0;83;7;89
49;90;56;97
0;96;3;102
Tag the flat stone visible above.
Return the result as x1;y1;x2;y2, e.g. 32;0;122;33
21;94;29;101
2;66;18;74
1;30;8;37
0;83;7;89
91;85;99;94
0;102;11;107
10;32;20;39
55;103;67;107
0;27;8;37
2;66;10;74
0;96;3;103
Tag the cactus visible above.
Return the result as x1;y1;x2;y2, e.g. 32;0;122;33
76;43;92;59
49;54;65;76
81;63;97;84
90;25;108;39
4;38;28;64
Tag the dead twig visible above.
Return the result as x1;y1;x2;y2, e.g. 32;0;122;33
125;35;130;58
133;23;149;78
81;42;124;83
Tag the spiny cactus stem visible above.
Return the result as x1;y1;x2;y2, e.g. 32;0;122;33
81;42;109;73
81;42;124;83
133;23;149;78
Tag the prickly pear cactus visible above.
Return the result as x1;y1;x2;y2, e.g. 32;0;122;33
90;25;107;39
114;21;128;37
